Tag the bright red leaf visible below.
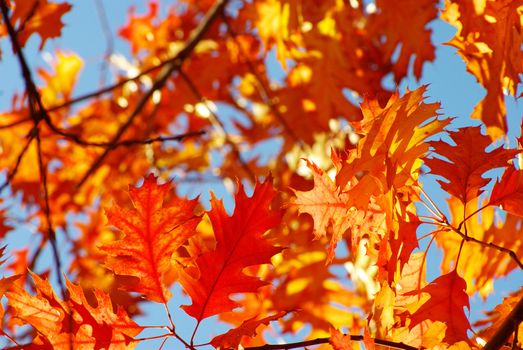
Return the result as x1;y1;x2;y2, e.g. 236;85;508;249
103;174;200;303
211;311;287;349
404;269;471;345
179;176;282;321
489;166;523;217
424;126;518;203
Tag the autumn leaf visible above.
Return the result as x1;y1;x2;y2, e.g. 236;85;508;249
404;270;471;345
179;176;282;322
211;311;287;349
377;212;420;285
290;160;355;263
102;174;200;303
442;0;523;138
438;197;523;297
0;246;21;330
38;51;83;107
367;0;438;80
0;204;12;239
4;0;72;49
6;273;142;349
489;166;523;216
336;86;448;202
424;126;518;203
329;327;352;350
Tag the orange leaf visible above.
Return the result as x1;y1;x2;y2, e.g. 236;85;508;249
377;213;420;284
6;273;142;349
103;174;200;303
211;311;287;349
441;0;523;138
0;246;21;330
424;126;518;203
8;0;72;49
404;270;471;345
291;160;356;263
329;328;352;350
336;86;447;201
489;166;523;216
179;177;282;321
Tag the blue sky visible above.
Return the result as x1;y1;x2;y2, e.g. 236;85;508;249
1;1;522;349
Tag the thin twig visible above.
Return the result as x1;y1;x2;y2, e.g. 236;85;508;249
76;0;231;189
244;334;419;350
179;70;255;182
0;4;73;348
94;0;114;86
447;224;523;270
0;0;67;297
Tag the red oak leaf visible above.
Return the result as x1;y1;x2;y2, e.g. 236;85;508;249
329;328;352;350
424;126;518;203
211;311;288;349
291;160;356;263
404;269;471;345
179;176;282;322
8;0;72;49
6;273;142;349
489;166;523;217
103;174;200;303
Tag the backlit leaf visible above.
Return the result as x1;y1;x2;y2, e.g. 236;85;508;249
103;174;200;303
179;177;282;321
404;270;471;345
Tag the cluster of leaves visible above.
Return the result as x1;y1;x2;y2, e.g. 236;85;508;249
0;0;522;349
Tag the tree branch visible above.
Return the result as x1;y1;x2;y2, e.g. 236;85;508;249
0;1;67;301
483;295;523;350
244;334;419;350
76;0;230;189
447;223;523;270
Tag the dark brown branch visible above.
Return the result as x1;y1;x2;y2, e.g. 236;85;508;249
483;295;523;350
0;0;67;302
2;2;77;342
116;130;206;146
76;0;230;189
179;70;256;182
244;334;419;350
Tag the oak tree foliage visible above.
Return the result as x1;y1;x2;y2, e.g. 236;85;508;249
0;0;522;349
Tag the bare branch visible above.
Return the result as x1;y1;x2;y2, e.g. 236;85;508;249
447;223;523;270
0;0;67;305
244;335;419;350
